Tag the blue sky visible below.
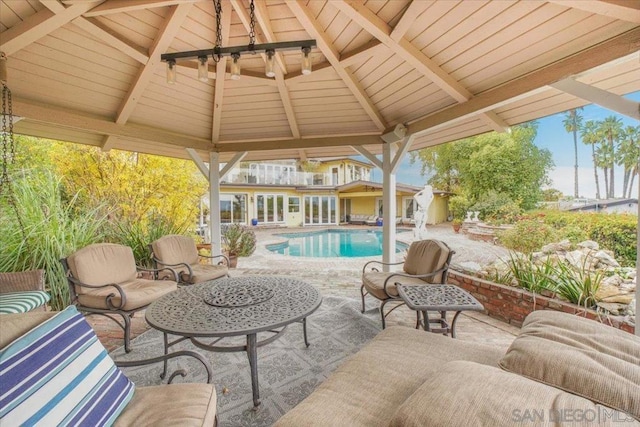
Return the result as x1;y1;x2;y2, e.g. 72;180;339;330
367;91;639;199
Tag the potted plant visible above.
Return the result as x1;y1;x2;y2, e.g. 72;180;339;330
222;223;257;268
452;218;462;233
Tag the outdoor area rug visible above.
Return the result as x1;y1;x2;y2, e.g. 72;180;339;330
110;295;381;426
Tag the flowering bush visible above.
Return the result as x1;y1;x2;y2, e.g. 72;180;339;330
496;219;555;254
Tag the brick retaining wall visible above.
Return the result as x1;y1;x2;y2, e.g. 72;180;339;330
448;271;635;334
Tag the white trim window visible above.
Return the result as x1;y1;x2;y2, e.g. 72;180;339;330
220;193;248;224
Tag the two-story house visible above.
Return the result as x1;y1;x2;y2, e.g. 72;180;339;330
200;157;450;229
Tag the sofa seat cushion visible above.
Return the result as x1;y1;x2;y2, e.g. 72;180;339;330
499;310;640;420
362;272;426;299
390;361;638;427
0;291;50;314
0;306;134;426
77;279;177;311
114;383;217;427
180;264;228;284
273;326;503;427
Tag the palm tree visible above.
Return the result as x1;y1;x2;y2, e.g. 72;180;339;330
580;120;601;199
597;116;623;198
562;108;583;198
617;125;640;198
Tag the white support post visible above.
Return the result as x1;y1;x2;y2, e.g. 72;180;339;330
382;141;397;272
209;152;222;257
551;79;640;121
636;180;639;337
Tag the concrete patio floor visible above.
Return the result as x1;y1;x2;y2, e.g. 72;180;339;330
92;223;520;353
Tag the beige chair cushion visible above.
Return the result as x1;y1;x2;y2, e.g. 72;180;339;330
67;243;137;288
152;235;200;267
274;326;503;427
390;361;638;427
77;279;177;311
182;264;228;284
362;272;427;299
114;383;217;427
499;310;640;420
403;239;450;282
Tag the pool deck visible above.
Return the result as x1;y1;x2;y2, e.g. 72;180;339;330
91;223;520;352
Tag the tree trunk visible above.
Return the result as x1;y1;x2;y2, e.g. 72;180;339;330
572;121;579;198
609;139;615;198
603;167;609;199
622;169;630;199
592;145;601;199
629;166;638;199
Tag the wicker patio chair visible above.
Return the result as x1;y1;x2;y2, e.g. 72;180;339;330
150;235;229;285
361;239;454;329
0;269;50;314
61;243;178;353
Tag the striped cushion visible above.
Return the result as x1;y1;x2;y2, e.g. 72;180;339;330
0;291;50;314
0;306;134;426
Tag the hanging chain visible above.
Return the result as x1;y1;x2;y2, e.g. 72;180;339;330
212;0;223;62
1;82;27;241
248;0;256;51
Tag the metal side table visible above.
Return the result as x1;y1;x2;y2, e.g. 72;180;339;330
396;284;484;338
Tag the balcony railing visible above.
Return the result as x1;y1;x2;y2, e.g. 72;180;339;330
222;168;333;186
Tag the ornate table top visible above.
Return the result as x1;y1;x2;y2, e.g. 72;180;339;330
397;284;484;312
146;276;322;337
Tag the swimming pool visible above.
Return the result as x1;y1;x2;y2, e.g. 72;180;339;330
267;229;409;257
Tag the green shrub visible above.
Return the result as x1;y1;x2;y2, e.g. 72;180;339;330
497;219;555;254
470;191;521;223
448;194;471;220
505;254;555;294
0;172;107;310
108;214;190;267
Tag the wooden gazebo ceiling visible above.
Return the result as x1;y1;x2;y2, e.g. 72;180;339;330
1;0;639;163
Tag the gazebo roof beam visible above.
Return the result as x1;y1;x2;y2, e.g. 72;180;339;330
83;0;198;17
548;0;640;24
115;4;192;125
333;0;509;133
405;27;640;137
0;1;102;56
14;98;210;150
231;0;300;138
211;0;232;143
286;0;387;131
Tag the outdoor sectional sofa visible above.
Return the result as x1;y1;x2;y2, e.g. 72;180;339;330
275;310;639;426
0;309;217;426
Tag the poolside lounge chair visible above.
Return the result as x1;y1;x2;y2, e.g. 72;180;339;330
150;234;229;285
361;239;454;328
61;243;178;352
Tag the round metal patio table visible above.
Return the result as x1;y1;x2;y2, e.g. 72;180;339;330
145;276;322;407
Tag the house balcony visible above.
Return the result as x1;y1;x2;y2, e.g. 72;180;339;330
222;168;333;187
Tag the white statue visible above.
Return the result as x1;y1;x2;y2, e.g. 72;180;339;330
473;211;480;222
413;185;434;239
465;211;473;222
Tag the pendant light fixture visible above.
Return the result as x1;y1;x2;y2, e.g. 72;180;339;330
162;0;315;82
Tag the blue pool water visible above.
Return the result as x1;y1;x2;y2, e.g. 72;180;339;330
267;229;409;257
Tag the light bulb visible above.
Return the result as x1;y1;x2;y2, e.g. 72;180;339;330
230;53;241;80
197;56;208;82
265;50;276;78
166;59;176;84
301;47;312;75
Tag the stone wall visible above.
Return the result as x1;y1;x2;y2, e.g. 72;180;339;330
448;270;635;334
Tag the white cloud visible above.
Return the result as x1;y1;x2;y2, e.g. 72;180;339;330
546;166;638;199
